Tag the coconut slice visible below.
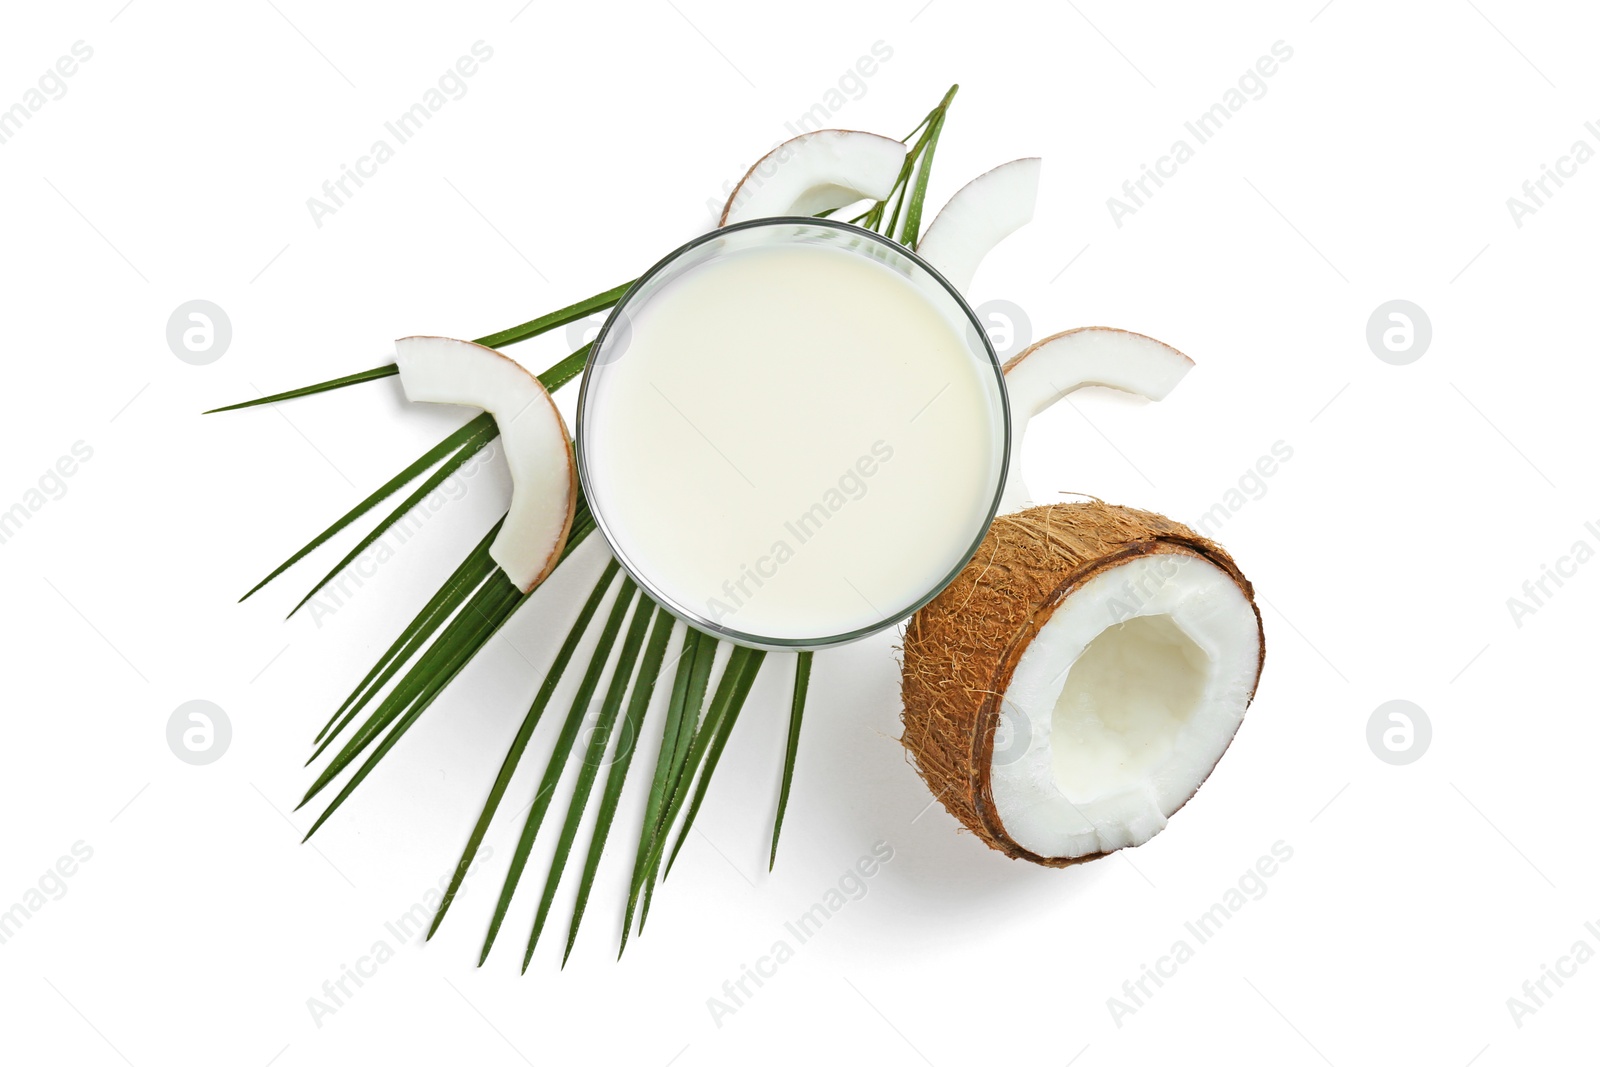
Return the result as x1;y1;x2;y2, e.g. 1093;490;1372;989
1000;327;1193;513
901;501;1264;865
916;157;1042;294
394;336;577;593
719;129;908;226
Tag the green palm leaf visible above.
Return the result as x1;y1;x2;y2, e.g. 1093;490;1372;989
312;519;501;750
898;87;955;246
238;413;493;603
635;628;719;936
664;648;766;876
769;651;811;870
479;577;638;965
300;501;596;808
288;415;500;618
619;625;705;957
204;364;401;415
616;645;765;945
427;559;623;941
523;594;656;970
301;570;525;839
566;606;675;965
206;283;627;414
475;283;632;349
237;85;965;965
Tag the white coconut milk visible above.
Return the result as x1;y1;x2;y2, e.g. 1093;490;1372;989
582;237;1004;644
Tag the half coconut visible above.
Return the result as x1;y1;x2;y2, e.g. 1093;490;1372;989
901;501;1264;864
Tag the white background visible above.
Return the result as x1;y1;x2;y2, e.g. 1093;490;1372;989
1;1;1595;1063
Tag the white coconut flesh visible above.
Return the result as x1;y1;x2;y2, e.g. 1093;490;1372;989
1000;327;1194;513
915;157;1041;294
393;336;576;593
720;129;908;225
990;552;1262;860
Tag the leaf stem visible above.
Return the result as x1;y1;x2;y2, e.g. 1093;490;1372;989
206;284;627;414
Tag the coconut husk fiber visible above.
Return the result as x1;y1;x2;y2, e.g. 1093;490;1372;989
900;500;1263;866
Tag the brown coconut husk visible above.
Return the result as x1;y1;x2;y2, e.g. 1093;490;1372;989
900;500;1264;867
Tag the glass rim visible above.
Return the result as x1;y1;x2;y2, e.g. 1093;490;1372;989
573;216;1012;652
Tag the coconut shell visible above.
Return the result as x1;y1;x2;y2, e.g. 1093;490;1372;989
899;500;1264;866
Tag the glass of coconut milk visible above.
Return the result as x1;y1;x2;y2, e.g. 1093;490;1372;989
576;217;1009;650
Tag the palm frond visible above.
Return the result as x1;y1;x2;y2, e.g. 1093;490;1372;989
479;577;639;965
619;625;705;957
474;283;633;350
235;86;965;966
300;498;596;818
205;364;400;415
769;651;811;870
522;594;657;970
897;85;956;246
663;648;766;876
288;415;500;617
300;569;525;838
312;519;501;750
427;559;623;940
207;283;627;414
565;606;675;964
634;628;719;936
239;413;494;603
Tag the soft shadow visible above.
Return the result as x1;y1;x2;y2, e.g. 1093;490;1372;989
798;635;1113;947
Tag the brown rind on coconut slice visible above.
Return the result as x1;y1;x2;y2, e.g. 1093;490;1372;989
915;157;1041;294
718;129;908;226
997;327;1194;514
899;501;1264;866
1001;326;1194;379
394;336;578;594
501;375;578;595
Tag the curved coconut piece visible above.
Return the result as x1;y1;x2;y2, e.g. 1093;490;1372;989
719;129;908;226
901;501;1264;866
999;327;1193;513
916;157;1042;294
394;336;577;593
